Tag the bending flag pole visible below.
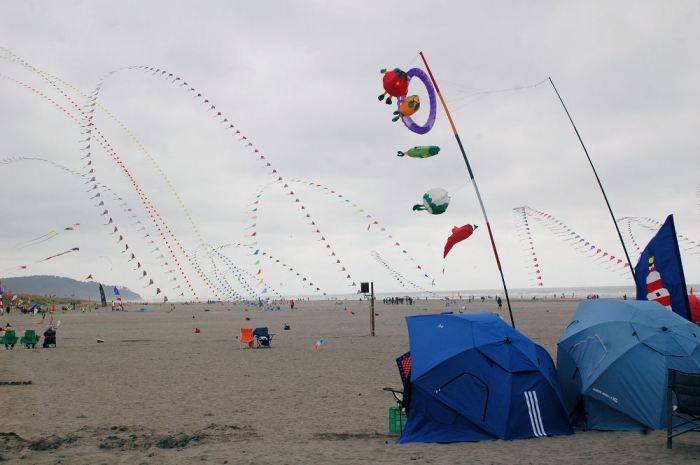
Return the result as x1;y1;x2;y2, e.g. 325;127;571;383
419;51;515;328
547;77;635;281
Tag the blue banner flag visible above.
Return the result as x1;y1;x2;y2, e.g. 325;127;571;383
634;214;690;320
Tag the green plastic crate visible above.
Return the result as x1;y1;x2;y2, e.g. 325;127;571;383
388;406;407;434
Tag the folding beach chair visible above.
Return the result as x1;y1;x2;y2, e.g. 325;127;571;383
383;351;412;433
1;330;18;349
252;327;274;348
20;329;39;348
383;352;411;433
667;369;700;448
239;327;254;349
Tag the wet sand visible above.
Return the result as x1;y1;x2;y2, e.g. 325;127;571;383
1;298;698;464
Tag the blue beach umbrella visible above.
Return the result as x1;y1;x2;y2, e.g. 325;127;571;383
557;299;700;430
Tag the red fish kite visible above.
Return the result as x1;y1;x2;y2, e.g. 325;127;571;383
443;225;477;258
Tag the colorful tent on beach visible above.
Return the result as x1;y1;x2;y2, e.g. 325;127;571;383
398;313;572;443
557;299;700;431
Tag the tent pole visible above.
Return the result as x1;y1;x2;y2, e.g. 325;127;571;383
547;77;636;281
419;51;515;328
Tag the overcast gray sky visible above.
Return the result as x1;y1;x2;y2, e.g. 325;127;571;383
1;0;699;300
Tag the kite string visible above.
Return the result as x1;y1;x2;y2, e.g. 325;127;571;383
223;241;326;296
1;63;179;299
0;155;183;292
444;77;549;109
286;179;435;282
244;183;325;294
522;206;630;277
512;207;544;287
129;63;360;291
193;245;254;303
213;244;284;300
1;51;206;301
622;216;700;257
0;75;175;299
0;51;208;294
210;245;286;302
73;60;354;297
249;178;437;290
4;49;359;298
371;250;437;297
250;179;354;290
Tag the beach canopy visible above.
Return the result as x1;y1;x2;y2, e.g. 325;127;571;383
399;313;572;443
557;299;700;431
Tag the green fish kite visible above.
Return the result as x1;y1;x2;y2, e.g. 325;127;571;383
397;146;440;158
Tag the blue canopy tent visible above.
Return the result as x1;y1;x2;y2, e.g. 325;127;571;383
557;299;700;431
399;313;572;443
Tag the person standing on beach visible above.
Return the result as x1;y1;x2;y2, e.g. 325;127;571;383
497;296;502;309
290;299;295;310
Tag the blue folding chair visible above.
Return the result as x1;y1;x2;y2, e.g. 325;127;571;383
252;327;274;348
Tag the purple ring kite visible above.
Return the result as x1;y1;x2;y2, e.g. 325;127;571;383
397;67;437;135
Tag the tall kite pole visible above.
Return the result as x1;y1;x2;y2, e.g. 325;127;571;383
419;51;515;327
547;77;636;281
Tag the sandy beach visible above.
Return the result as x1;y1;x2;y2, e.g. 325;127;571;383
0;299;697;464
2;0;699;462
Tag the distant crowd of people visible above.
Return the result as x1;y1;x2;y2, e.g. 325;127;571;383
383;296;414;305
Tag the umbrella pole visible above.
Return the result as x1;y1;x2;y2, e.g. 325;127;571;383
419;51;515;328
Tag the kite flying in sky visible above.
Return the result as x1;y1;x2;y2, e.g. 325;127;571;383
397;146;440;158
378;68;409;105
444;225;477;258
38;247;80;262
413;188;450;215
392;95;420;122
396;68;437;135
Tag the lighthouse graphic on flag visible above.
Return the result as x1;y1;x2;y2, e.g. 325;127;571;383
634;214;691;320
645;257;671;308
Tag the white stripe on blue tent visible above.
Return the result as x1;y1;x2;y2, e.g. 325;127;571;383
524;391;541;437
531;391;547;436
525;391;546;437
